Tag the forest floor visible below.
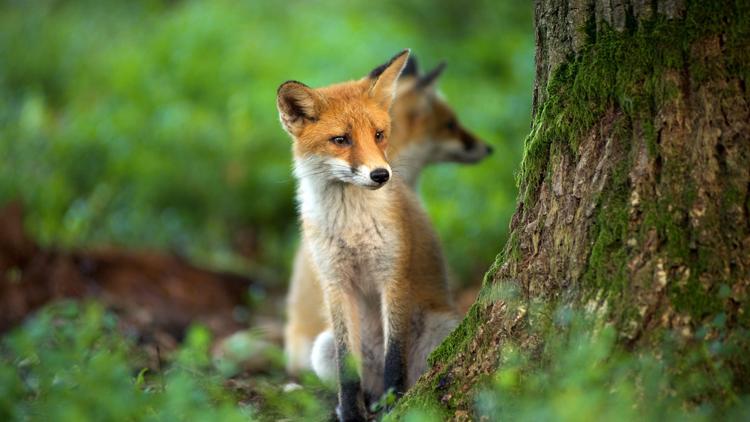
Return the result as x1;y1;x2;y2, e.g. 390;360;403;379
0;200;479;418
0;200;290;411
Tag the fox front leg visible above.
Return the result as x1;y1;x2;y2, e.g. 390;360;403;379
329;293;366;422
382;283;411;405
383;337;406;404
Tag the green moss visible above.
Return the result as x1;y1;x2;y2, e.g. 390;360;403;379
424;228;522;367
384;364;454;421
580;115;633;319
428;294;484;366
517;0;750;208
519;0;749;321
480;230;520;289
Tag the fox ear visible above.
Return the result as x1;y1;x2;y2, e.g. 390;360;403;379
400;54;419;78
277;81;321;136
416;61;446;90
367;49;410;108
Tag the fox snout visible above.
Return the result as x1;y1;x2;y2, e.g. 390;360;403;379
370;167;390;184
446;126;492;164
343;130;392;189
348;163;391;189
462;130;493;155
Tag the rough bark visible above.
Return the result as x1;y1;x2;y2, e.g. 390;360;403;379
393;0;750;419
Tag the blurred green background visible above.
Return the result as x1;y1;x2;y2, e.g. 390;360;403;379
0;0;533;286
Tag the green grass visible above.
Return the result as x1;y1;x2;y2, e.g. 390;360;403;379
0;301;340;421
475;308;750;421
0;302;252;421
6;300;749;421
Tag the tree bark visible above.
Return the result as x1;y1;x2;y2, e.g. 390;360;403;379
394;0;750;418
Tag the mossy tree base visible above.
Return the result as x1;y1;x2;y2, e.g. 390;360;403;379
392;1;750;418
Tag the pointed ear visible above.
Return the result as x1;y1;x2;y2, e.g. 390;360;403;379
416;61;446;90
367;49;410;108
400;54;419;78
277;81;322;136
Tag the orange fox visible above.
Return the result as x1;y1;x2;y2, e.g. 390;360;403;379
284;56;493;377
277;50;464;419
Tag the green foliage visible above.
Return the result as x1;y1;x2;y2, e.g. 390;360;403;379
0;0;533;283
0;301;251;421
0;1;534;418
398;288;750;420
249;376;332;422
0;301;341;421
475;308;750;421
13;302;739;421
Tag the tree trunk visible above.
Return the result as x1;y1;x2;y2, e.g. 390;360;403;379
394;0;750;418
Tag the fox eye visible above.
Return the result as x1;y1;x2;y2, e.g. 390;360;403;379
330;135;351;146
445;119;457;130
375;130;384;143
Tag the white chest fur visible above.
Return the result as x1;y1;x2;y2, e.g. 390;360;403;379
296;175;401;295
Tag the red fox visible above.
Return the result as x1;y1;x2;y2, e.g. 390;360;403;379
284;56;493;377
277;50;466;419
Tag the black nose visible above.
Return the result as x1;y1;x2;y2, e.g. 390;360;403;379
370;168;390;184
487;145;494;155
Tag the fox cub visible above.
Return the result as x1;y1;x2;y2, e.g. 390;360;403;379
276;50;459;420
284;55;492;376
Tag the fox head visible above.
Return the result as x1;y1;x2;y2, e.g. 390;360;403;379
389;57;493;179
277;50;410;190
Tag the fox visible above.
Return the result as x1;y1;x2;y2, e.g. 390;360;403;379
283;55;493;377
277;50;464;420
